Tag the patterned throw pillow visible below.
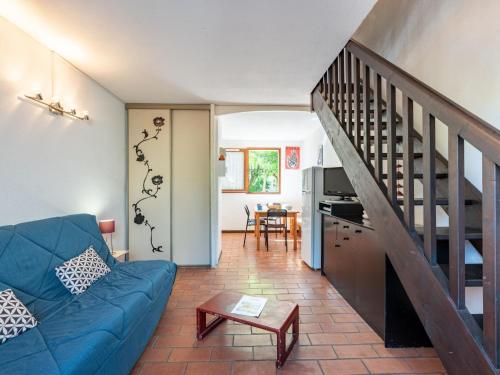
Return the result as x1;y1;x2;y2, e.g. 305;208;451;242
0;289;38;344
55;247;111;295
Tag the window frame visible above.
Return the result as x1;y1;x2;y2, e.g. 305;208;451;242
222;147;281;195
221;148;248;193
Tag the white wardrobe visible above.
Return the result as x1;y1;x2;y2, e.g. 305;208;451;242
128;107;211;265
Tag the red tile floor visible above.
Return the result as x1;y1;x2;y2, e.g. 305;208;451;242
133;233;446;374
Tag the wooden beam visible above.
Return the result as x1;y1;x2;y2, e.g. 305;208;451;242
346;52;353;137
333;60;338;115
353;58;361;150
402;94;414;229
483;157;500;367
324;70;329;103
448;131;465;308
363;64;371;163
328;64;334;109
423;110;437;265
339;50;345;127
386;81;397;206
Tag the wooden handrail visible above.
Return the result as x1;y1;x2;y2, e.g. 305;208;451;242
347;40;500;166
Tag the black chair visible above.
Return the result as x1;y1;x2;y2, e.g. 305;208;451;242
264;209;288;251
270;203;282;237
243;205;266;247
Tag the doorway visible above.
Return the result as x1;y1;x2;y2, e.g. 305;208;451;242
213;110;339;265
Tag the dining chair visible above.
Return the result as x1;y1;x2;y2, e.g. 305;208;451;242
243;204;266;247
269;203;282;237
264;208;288;251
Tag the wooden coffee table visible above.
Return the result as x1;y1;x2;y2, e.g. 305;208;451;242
196;292;299;368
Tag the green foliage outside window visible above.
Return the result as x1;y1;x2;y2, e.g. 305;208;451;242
248;149;280;193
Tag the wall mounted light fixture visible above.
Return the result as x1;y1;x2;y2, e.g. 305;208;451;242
24;91;90;121
21;50;90;121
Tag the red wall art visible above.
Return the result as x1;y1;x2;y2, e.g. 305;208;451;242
285;146;300;169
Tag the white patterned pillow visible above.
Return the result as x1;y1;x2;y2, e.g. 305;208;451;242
0;289;38;344
55;246;111;295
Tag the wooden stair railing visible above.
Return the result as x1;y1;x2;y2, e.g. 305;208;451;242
312;39;500;375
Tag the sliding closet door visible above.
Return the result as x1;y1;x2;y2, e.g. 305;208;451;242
171;110;210;265
128;109;171;261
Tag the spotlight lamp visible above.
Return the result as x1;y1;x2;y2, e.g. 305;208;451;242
23;91;90;121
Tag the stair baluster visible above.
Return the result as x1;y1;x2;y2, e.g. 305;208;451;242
402;94;415;229
386;82;397;206
423;110;437;264
333;59;339;115
327;63;333;110
324;69;329;105
373;73;383;184
339;50;345;127
363;64;371;163
346;52;353;138
483;158;500;367
448;130;466;308
353;57;362;149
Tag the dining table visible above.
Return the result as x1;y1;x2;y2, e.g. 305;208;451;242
254;206;300;251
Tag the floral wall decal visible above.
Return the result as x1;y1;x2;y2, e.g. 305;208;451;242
131;116;165;253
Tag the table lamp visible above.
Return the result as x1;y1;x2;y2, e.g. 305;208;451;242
99;219;115;253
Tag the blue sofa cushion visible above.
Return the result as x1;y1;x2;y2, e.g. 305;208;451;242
113;260;177;300
35;260;176;373
37;291;124;374
0;327;60;374
0;214;116;320
0;214;177;374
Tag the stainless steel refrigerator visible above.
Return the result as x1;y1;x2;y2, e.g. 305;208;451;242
301;167;324;269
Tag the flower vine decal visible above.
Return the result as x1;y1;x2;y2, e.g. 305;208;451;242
131;117;165;253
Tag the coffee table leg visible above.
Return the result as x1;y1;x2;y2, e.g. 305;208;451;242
196;308;206;340
276;307;300;368
197;309;226;340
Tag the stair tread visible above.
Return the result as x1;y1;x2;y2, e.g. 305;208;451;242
439;263;483;287
369;152;423;159
415;226;483;240
359;134;403;142
399;198;478;206
382;172;448;179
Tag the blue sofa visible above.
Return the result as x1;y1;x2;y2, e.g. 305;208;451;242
0;214;177;374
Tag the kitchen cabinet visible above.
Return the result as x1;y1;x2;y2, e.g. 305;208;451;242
322;211;431;347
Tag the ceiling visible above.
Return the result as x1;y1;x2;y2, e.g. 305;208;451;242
219;111;321;141
0;0;376;104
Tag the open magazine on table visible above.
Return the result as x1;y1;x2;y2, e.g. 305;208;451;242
231;295;268;317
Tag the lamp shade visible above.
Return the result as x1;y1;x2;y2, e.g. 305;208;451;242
99;219;115;234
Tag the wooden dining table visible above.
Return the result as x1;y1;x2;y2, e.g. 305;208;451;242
254;206;300;251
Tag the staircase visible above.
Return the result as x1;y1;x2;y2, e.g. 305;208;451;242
311;40;500;375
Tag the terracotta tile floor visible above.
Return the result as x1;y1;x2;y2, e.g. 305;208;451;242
133;233;446;374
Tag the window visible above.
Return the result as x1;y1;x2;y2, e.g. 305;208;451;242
247;149;280;193
221;149;246;192
222;148;281;194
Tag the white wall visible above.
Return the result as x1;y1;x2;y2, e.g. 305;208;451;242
302;127;341;169
220;140;303;231
0;18;127;248
354;0;500;191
